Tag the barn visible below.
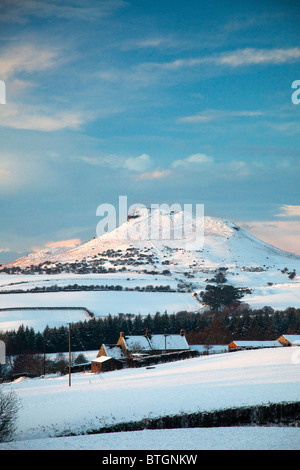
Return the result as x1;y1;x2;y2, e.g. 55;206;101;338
228;340;282;351
277;335;300;346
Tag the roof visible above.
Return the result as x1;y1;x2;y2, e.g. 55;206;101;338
280;335;300;345
103;344;125;360
230;340;282;348
122;334;189;352
92;356;113;363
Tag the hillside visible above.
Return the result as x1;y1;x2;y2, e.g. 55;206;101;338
0;209;300;330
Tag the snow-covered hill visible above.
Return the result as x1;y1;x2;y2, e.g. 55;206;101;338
0;208;300;327
3;208;300;274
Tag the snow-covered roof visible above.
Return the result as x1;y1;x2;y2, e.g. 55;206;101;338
190;345;228;354
92;356;113;363
230;340;282;348
103;344;125;360
281;335;300;345
122;334;189;352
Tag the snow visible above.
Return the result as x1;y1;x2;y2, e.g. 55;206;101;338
229;340;282;349
281;335;300;345
121;333;189;352
1;211;300;333
1;211;300;335
0;346;299;450
1;427;299;450
0;291;200;332
0;308;90;332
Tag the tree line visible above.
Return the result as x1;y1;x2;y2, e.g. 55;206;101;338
1;306;300;357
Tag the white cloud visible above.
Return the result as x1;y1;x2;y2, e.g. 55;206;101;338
45;238;81;249
171;153;214;169
178;109;263;124
123;153;152;173
218;47;300;67
146;47;300;74
123;153;152;172
80;153;153;173
276;205;300;218
239;220;300;256
169;152;252;179
134;170;171;181
0;103;84;131
0;44;59;80
0;0;127;23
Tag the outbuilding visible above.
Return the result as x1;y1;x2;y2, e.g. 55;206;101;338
91;356;124;373
228;340;282;351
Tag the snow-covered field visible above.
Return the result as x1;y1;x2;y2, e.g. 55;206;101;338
1;347;299;450
243;282;300;309
0;271;300;333
2;427;299;450
0;308;90;332
0;290;200;332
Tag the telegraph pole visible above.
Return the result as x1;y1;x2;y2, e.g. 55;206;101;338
43;341;46;376
69;323;71;387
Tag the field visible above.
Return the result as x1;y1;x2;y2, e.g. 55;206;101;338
0;346;299;450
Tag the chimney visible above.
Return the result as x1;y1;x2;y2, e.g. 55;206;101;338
145;328;149;337
180;329;186;336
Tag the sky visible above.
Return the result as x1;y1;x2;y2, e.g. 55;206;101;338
0;0;300;262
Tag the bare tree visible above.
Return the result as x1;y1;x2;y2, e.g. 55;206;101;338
0;388;20;442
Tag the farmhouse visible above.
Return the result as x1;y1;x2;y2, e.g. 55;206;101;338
228;340;282;351
277;335;300;346
117;329;190;355
92;329;191;372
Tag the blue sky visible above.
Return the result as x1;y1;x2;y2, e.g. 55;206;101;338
0;0;300;261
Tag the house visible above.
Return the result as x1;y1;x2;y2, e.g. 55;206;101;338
91;356;124;373
277;335;300;347
228;340;282;351
117;329;190;355
92;329;191;372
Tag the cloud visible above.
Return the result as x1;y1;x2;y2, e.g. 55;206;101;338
134;170;171;181
178;110;263;124
0;44;59;80
123;153;152;172
0;0;127;23
80;153;153;173
217;47;300;67
275;205;300;218
238;220;300;256
0;103;84;131
145;47;300;74
171;153;215;169
0;248;10;253
169;152;253;179
45;238;81;249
